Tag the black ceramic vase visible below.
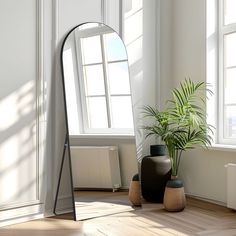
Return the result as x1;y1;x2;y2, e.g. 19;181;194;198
141;145;171;203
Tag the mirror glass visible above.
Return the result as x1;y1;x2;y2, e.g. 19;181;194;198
61;22;137;220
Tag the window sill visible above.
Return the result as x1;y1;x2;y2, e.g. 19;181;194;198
70;134;135;140
208;143;236;152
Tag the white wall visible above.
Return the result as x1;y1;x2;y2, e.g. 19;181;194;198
0;0;45;226
124;0;160;161
159;0;173;107
160;0;236;204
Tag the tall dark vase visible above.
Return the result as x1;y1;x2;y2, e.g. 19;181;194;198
141;145;171;203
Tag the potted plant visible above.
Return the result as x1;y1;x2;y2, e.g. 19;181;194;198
142;79;213;211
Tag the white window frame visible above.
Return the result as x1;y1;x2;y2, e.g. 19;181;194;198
207;0;236;145
75;25;134;135
219;0;236;144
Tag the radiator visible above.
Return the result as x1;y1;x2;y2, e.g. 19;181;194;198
70;146;121;191
226;163;236;209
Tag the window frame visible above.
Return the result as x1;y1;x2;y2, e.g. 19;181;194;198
74;25;134;135
218;0;236;144
207;0;236;145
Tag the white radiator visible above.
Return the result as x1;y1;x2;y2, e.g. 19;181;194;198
226;163;236;209
70;146;121;191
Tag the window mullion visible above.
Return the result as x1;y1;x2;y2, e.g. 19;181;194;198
82;62;103;66
100;34;112;128
221;26;236;34
108;59;128;64
111;94;131;97
218;0;228;143
218;26;224;143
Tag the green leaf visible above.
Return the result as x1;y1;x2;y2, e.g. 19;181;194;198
141;79;214;175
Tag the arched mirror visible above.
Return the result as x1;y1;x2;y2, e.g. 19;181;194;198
55;22;138;221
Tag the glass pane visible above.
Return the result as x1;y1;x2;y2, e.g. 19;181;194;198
87;97;108;128
111;96;133;128
108;62;130;95
104;32;127;61
83;65;105;96
224;0;236;25
224;33;236;67
225;68;236;104
80;36;102;64
225;106;236;138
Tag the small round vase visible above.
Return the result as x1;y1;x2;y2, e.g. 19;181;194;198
163;176;186;212
128;174;142;206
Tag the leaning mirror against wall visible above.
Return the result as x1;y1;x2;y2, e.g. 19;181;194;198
60;22;137;221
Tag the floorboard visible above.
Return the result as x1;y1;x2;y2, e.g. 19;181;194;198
1;192;236;236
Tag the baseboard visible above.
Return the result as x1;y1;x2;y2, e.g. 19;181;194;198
0;204;44;228
185;193;226;207
74;186;129;192
119;186;129;191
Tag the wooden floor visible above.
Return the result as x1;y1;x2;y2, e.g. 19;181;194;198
1;192;236;236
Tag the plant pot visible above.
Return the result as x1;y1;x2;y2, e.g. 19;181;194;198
128;174;142;206
163;176;186;212
141;145;171;203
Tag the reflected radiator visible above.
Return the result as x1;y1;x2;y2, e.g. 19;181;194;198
226;163;236;210
70;146;121;191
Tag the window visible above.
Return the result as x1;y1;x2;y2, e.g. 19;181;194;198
207;0;236;144
75;24;134;135
219;0;236;143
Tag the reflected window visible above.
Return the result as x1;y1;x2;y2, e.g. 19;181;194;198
76;26;134;134
104;33;128;61
81;36;102;64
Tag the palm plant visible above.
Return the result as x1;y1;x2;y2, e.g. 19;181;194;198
143;79;213;177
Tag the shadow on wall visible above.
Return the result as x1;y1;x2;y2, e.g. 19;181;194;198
0;80;39;206
124;0;144;162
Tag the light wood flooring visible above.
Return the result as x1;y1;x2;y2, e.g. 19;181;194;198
74;191;134;221
1;192;236;236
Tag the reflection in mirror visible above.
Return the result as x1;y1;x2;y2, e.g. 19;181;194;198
53;142;75;219
63;23;134;135
61;22;137;221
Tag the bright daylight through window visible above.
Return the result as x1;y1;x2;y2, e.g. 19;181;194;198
207;0;236;145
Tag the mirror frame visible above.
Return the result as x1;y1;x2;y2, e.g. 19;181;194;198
53;22;133;221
